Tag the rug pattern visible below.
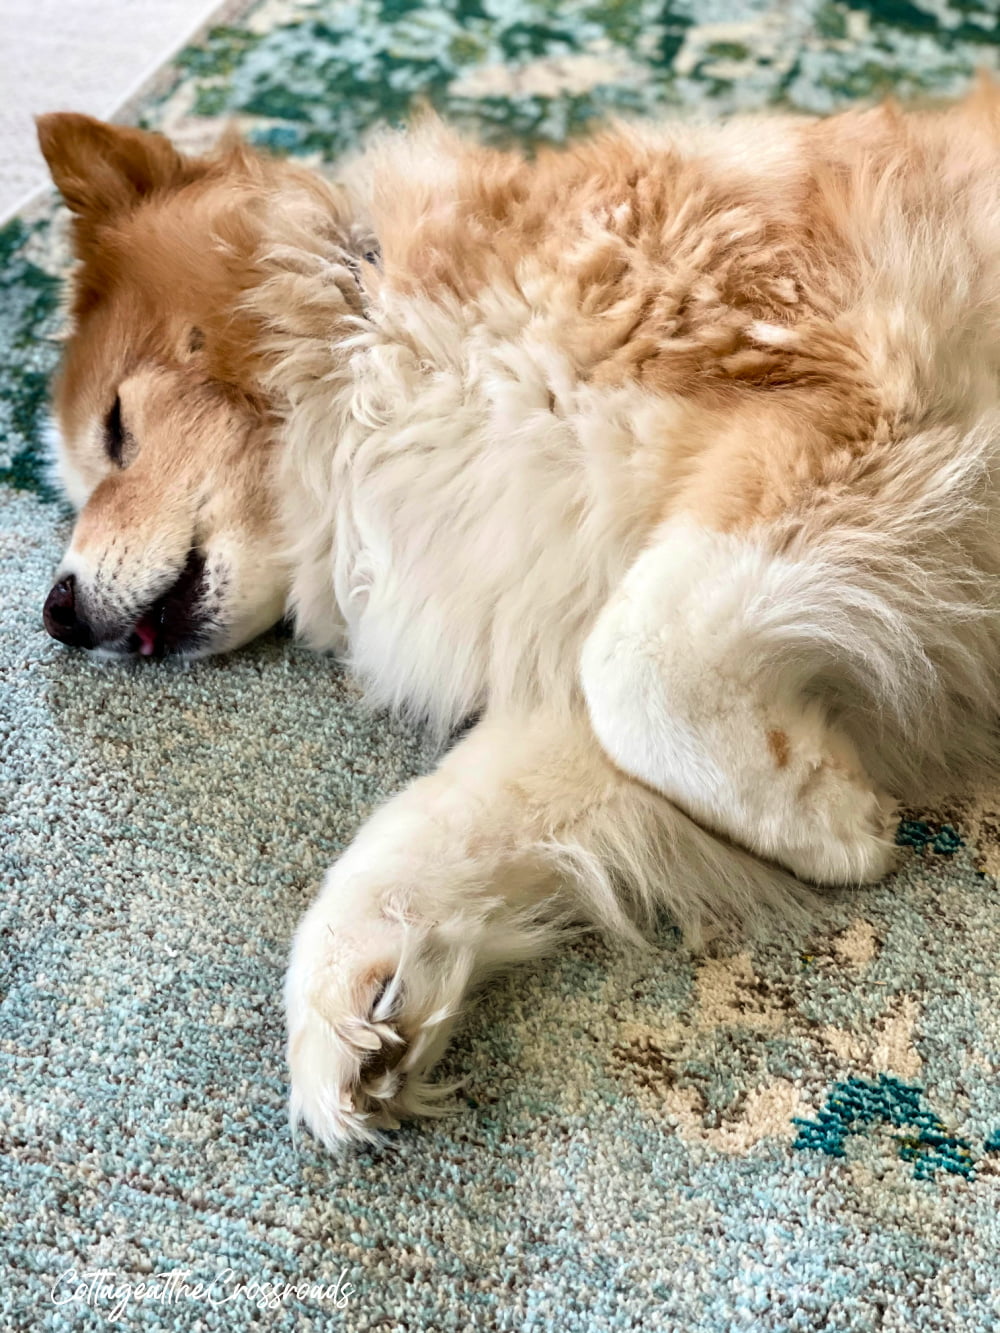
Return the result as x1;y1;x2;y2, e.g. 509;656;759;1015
3;2;1000;1329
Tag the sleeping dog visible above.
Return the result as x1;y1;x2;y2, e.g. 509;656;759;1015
37;89;1000;1146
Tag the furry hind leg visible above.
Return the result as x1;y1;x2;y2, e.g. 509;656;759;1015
581;520;899;886
284;706;798;1149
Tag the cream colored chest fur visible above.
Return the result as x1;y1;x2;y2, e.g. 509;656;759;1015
309;294;679;733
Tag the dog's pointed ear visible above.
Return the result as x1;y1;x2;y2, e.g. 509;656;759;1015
36;112;189;218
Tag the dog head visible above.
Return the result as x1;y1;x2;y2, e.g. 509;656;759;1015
38;113;292;659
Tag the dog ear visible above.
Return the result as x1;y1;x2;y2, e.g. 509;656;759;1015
36;113;190;218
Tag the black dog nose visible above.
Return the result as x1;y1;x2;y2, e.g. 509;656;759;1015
43;575;95;649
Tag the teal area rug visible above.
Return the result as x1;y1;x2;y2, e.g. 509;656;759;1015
3;2;1000;1329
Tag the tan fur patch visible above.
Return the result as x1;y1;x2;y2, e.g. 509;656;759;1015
360;95;1000;536
767;728;790;768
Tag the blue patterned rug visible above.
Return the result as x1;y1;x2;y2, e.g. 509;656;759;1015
3;2;1000;1329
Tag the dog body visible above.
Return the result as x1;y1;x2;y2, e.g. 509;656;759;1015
37;92;1000;1145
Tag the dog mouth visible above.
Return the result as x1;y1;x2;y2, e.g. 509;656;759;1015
125;549;211;658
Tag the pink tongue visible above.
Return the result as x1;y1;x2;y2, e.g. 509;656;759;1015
135;619;157;657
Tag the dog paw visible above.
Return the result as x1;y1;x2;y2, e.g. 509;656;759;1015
767;762;899;887
286;969;407;1146
284;928;470;1150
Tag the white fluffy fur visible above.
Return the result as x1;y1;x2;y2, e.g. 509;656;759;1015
581;519;900;884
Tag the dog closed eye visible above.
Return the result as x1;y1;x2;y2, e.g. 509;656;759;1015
104;394;130;466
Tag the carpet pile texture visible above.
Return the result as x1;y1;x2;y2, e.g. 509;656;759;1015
3;2;1000;1329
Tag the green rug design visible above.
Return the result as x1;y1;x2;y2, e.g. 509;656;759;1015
3;2;1000;1329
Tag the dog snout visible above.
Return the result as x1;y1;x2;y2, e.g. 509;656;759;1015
42;575;96;649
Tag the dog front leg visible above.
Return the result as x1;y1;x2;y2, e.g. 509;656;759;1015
284;707;658;1149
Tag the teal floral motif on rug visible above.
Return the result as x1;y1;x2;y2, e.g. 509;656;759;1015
793;1074;978;1179
3;3;1000;1331
0;218;62;497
